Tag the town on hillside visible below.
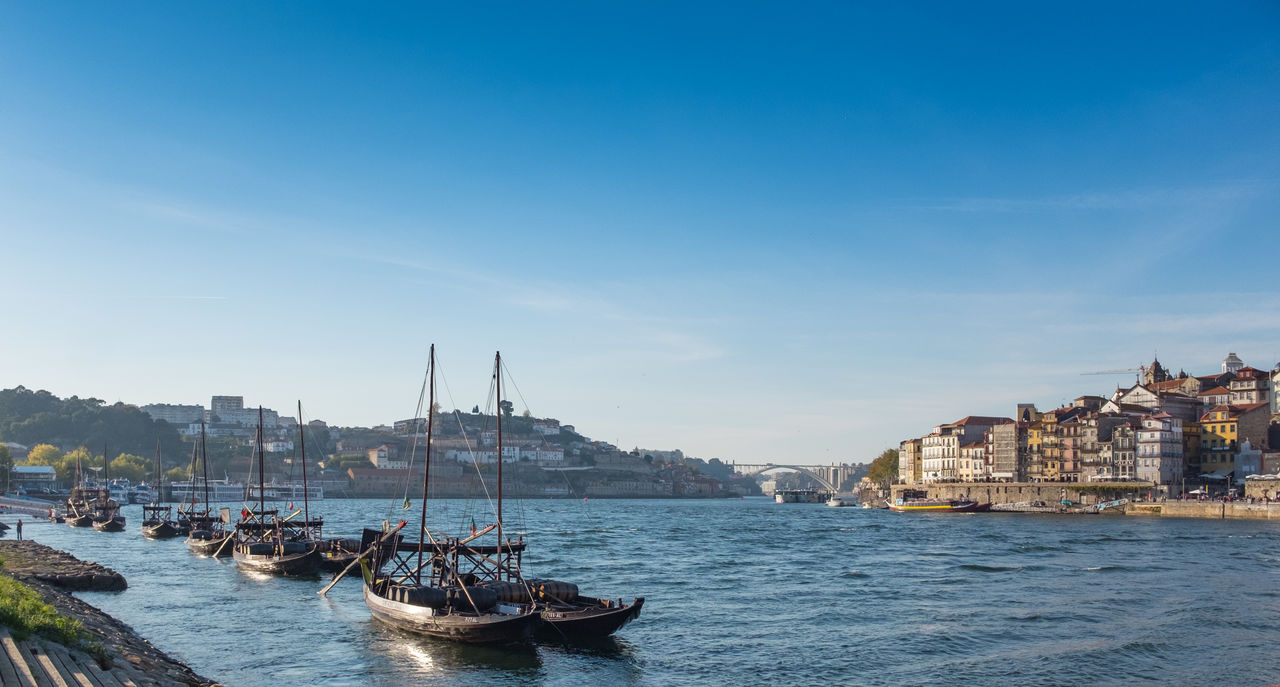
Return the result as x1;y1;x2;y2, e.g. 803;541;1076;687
897;353;1280;498
0;390;777;499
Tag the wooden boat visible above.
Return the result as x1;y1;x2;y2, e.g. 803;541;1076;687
65;486;96;527
65;454;96;527
182;423;233;555
142;440;185;538
231;408;322;576
91;447;126;532
141;505;182;539
317;537;363;572
361;346;539;644
485;352;643;641
534;586;645;640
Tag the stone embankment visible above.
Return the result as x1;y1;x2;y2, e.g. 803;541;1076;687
0;539;128;591
1125;501;1280;520
0;540;219;686
889;483;1280;521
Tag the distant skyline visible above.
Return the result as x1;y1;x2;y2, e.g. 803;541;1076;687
2;4;1278;462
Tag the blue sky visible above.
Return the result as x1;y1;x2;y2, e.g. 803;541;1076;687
2;3;1278;463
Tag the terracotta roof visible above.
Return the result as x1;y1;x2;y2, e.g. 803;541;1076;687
1150;380;1189;391
1200;386;1231;396
952;416;1013;426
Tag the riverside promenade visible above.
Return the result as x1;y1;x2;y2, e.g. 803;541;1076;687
887;482;1280;521
0;539;218;686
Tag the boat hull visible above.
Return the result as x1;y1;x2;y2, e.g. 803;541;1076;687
66;514;94;527
233;544;321;576
888;500;981;512
92;517;127;532
186;532;233;557
363;584;538;645
141;522;182;539
536;596;644;640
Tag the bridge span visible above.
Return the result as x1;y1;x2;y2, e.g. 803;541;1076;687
733;462;860;492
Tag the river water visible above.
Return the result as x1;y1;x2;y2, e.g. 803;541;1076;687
19;497;1280;686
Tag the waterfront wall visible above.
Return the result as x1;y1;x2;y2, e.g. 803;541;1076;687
1125;501;1280;520
891;482;1153;506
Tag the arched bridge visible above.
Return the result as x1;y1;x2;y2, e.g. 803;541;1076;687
733;463;860;493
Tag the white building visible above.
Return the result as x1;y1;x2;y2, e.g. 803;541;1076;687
367;444;407;469
1223;352;1244;374
919;416;1010;482
141;403;206;426
1136;413;1183;488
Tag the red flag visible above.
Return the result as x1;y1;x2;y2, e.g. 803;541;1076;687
241;508;249;519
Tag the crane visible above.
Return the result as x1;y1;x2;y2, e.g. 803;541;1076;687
1081;366;1145;384
1081;368;1141;375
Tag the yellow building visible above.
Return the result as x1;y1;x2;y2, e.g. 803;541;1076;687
1200;407;1238;473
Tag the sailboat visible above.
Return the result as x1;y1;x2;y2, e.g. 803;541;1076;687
487;352;643;640
187;422;233;556
231;407;321;576
360;345;540;644
141;440;184;539
65;451;95;527
91;446;126;532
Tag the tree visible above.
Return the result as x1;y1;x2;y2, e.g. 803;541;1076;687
867;448;899;486
26;444;64;466
107;453;150;483
0;444;11;493
522;409;532;418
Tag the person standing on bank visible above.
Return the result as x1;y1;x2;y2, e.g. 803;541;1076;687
16;519;22;540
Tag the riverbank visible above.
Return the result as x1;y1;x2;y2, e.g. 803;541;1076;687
889;482;1280;521
0;539;218;686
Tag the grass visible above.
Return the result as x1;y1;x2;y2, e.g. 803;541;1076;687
0;573;104;660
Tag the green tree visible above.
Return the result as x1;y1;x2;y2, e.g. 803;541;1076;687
0;444;11;493
107;453;150;483
867;448;899;486
26;444;64;466
164;467;188;482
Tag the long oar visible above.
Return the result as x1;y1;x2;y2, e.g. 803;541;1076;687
212;530;235;558
317;522;406;597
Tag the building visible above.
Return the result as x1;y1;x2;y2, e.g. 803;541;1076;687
393;418;428;437
1229;367;1271;406
367;444;407;469
919;416;1011;482
141;403;206;426
990;422;1027;481
11;465;57;491
1136;413;1183;489
209;395;280;428
532;420;561;435
957;440;987;481
898;438;923;484
1223;352;1245;374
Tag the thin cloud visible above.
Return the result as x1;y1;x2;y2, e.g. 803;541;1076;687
904;179;1275;213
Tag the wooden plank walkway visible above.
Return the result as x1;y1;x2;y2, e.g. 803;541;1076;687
0;627;179;687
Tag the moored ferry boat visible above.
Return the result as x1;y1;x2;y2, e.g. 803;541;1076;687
888;497;983;512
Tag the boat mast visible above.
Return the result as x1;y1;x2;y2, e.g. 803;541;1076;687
201;421;210;511
154;439;162;504
495;351;503;572
298;400;310;535
417;344;435;580
103;443;109;495
257;407;265;517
